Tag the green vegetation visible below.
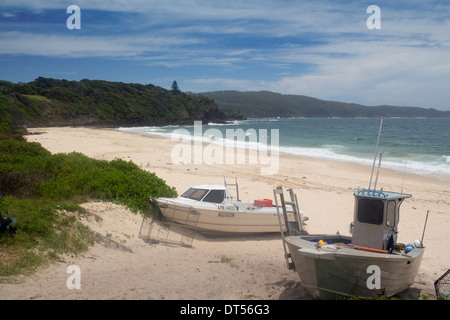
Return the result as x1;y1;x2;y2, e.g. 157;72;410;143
0;124;177;277
203;90;450;118
220;255;239;269
0;77;244;130
171;80;181;94
348;293;432;300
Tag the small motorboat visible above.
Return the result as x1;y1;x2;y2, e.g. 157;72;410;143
151;180;307;233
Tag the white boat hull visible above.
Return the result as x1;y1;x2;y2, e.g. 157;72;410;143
155;198;292;233
285;235;424;299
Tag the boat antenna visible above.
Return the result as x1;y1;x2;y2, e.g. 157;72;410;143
368;118;384;191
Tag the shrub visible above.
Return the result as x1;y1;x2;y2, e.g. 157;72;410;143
0;136;177;276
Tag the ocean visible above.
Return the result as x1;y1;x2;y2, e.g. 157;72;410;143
120;117;450;181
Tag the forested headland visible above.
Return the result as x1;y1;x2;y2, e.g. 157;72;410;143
0;77;244;130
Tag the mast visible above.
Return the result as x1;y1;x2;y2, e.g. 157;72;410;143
368;118;384;191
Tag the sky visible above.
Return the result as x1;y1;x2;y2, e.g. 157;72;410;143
0;0;449;110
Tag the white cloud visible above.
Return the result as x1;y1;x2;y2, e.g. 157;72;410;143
1;0;449;109
0;31;202;58
261;42;450;108
2;12;15;18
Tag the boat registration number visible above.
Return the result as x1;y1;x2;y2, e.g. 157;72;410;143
218;212;235;218
218;205;237;211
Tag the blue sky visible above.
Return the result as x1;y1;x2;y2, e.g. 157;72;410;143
1;0;449;110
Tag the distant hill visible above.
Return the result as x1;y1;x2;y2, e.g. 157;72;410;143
0;77;244;129
202;90;450;118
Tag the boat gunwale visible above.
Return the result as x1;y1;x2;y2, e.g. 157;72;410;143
285;234;425;260
154;197;296;215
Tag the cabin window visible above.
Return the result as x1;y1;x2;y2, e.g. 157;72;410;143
357;199;384;225
181;188;208;201
386;200;396;228
188;189;209;201
181;188;196;198
202;190;225;203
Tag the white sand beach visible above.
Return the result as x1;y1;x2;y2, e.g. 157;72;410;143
0;126;448;300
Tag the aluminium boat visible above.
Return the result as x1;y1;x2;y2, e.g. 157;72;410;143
278;187;424;299
276;119;425;299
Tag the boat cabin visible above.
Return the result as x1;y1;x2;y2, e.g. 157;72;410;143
180;185;231;204
351;188;412;251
